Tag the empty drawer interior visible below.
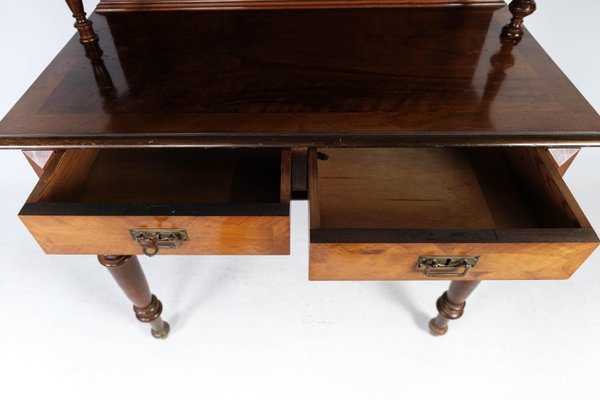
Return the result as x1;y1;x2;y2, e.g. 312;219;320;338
23;148;290;215
310;147;591;235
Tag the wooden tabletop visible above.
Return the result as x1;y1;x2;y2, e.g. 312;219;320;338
1;6;599;148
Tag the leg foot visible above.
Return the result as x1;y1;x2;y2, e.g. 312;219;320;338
99;255;170;339
151;320;171;340
429;281;480;336
428;319;448;336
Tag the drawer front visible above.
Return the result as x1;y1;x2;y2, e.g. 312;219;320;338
20;148;291;255
308;147;599;280
310;242;598;281
20;215;289;255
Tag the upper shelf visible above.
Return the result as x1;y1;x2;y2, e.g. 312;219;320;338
96;0;505;12
1;6;599;148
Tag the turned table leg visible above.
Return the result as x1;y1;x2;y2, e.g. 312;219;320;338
98;255;170;339
429;281;480;336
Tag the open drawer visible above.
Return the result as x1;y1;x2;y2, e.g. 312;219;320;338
20;148;291;255
308;148;599;280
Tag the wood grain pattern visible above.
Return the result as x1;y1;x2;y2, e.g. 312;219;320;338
315;148;497;229
1;7;598;148
309;241;598;280
310;147;591;231
308;147;599;280
22;148;285;206
96;0;505;12
27;149;99;203
20;148;291;255
21;215;290;255
505;148;591;229
467;148;539;228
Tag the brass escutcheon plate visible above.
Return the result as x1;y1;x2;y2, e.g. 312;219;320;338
416;256;480;278
129;228;189;257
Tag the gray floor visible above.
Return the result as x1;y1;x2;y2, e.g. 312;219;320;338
1;1;600;399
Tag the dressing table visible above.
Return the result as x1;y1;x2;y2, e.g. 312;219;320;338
1;0;599;339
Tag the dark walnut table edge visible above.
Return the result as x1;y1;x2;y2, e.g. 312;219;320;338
2;132;600;150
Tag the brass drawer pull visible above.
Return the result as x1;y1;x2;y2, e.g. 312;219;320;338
416;256;479;278
130;229;189;257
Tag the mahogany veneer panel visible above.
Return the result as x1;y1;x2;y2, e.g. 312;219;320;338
20;148;291;255
308;148;599;280
1;7;599;148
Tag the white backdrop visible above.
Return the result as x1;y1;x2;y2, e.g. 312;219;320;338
1;1;600;399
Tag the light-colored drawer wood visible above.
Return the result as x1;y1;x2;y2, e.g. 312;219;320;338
20;148;291;255
309;147;599;280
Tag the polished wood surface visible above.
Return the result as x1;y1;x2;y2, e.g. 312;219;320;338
98;255;169;338
21;215;290;255
1;7;598;148
309;241;598;280
65;0;99;45
501;0;536;42
0;1;595;341
98;255;154;307
96;0;504;12
20;148;291;255
65;0;104;60
308;147;599;280
429;281;480;336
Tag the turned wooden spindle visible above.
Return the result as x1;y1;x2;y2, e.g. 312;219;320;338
429;281;480;336
65;0;102;58
64;1;114;96
98;255;170;339
501;0;537;43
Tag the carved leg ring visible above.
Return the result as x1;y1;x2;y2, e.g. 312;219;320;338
65;0;102;58
429;281;480;336
501;0;537;43
98;255;170;339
